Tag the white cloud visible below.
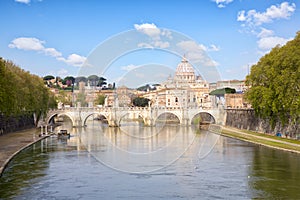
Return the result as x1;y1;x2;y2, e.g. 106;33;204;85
9;37;86;67
237;10;246;21
256;28;291;52
8;37;44;51
257;36;292;50
237;2;295;53
208;44;220;52
134;23;161;40
176;40;219;52
121;64;139;71
237;2;296;26
212;0;233;8
177;40;206;52
15;0;30;4
57;54;86;67
44;48;62;57
137;43;153;48
176;40;219;67
153;40;170;48
134;23;172;49
161;29;172;39
257;28;274;38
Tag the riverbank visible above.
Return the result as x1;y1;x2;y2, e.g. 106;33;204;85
213;126;300;154
0;128;49;177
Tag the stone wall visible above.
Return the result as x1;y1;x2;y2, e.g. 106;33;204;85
225;109;300;139
0;113;35;135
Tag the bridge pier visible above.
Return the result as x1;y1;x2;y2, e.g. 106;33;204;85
108;119;119;127
144;117;154;126
182;118;190;126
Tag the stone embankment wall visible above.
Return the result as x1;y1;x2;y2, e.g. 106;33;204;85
0;114;35;135
225;109;300;139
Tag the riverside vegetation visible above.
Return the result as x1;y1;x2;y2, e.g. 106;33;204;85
0;58;56;133
246;32;300;130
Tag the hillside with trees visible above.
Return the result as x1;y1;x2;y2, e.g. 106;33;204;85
246;32;300;128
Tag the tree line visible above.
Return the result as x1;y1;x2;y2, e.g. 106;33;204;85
43;75;115;90
246;31;300;127
0;58;56;122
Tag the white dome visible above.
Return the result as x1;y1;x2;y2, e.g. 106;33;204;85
175;57;195;82
175;57;194;74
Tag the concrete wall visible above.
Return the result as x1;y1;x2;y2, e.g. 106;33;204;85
225;109;300;139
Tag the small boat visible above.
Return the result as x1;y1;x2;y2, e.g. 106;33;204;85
57;129;71;139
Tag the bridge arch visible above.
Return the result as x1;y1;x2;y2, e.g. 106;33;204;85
47;113;75;127
155;112;181;124
83;113;109;126
118;112;147;126
191;112;216;125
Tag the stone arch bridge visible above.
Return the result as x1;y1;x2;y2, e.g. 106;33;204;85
45;106;226;127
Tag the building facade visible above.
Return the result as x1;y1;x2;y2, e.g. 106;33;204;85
143;57;211;108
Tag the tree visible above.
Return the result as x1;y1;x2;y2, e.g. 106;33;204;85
97;77;107;87
62;76;75;86
0;58;56;122
95;94;106;105
209;87;236;96
43;75;55;81
88;75;99;86
246;32;300;126
133;97;150;107
76;93;86;107
56;90;72;105
137;84;157;91
75;76;87;84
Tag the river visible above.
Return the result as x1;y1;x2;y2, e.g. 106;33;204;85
0;118;300;199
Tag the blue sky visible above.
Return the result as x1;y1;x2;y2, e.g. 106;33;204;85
0;0;299;86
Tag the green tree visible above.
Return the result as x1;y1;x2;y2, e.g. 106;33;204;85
76;93;86;107
75;76;87;84
246;32;300;126
88;75;99;86
0;58;56;123
209;87;236;96
43;75;55;80
133;97;150;107
56;90;72;105
97;77;107;87
95;94;106;105
62;76;75;86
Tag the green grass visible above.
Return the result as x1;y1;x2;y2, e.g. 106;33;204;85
237;129;300;145
219;128;300;153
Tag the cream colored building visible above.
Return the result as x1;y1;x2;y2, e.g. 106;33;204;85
225;93;251;109
143;57;211;108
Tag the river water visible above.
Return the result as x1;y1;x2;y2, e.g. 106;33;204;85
0;119;300;199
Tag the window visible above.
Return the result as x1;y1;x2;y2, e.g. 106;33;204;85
175;97;178;102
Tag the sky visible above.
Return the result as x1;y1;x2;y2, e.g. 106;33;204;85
0;0;299;87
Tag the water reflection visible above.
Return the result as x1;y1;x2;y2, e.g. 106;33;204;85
249;147;300;199
0;118;300;199
0;140;50;199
